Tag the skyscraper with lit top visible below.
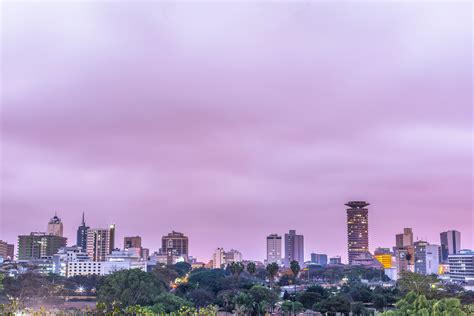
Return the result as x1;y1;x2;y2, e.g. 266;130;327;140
346;201;369;264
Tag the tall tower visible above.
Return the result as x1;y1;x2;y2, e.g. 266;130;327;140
284;229;304;267
47;214;64;237
266;234;282;264
161;231;188;259
346;201;369;264
76;212;89;251
440;230;461;262
86;225;115;261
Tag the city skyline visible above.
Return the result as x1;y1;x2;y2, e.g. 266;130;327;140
1;2;472;263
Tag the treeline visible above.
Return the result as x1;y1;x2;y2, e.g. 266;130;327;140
1;262;474;315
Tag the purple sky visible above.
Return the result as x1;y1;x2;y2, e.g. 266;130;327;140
1;2;472;263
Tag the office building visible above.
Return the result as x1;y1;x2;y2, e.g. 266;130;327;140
440;230;461;262
67;261;103;277
17;232;67;261
52;246;90;276
448;250;474;283
76;212;89;251
224;249;242;264
329;256;342;265
374;248;393;269
396;228;414;248
141;248;150;260
310;253;328;266
213;248;226;269
346;201;369;264
86;225;115;261
47;214;64;237
161;231;188;259
284;229;304;266
414;241;440;275
266;234;282;264
124;236;142;249
0;240;14;260
102;249;147;275
351;252;383;269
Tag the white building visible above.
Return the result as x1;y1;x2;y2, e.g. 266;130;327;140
52;246;90;276
448;250;474;283
213;248;226;269
67;261;103;277
225;249;242;265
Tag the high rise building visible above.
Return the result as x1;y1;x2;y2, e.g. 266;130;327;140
76;212;89;251
213;248;226;269
161;231;188;259
266;234;282;264
448;250;474;282
346;201;369;264
0;240;14;260
124;236;142;249
396;228;414;248
86;225;115;261
311;253;328;266
440;230;461;262
284;229;304;267
414;241;440;275
47;214;64;237
17;232;67;261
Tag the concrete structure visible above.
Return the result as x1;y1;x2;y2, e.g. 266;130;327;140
266;234;282;264
351;252;383;269
440;230;461;262
224;249;242;265
310;253;328;266
0;240;14;261
76;212;89;251
396;228;414;248
47;214;64;237
124;236;142;249
67;261;103;277
374;248;392;268
284;230;304;267
17;232;67;260
414;241;440;275
161;231;188;259
52;246;90;276
448;250;474;283
213;248;226;268
346;201;369;264
148;252;185;267
86;225;115;261
329;256;342;265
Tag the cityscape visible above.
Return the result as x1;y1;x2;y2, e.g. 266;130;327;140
1;0;472;315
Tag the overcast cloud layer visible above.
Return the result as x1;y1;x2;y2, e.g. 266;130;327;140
1;2;472;262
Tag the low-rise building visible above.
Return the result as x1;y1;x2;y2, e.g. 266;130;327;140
448;249;474;283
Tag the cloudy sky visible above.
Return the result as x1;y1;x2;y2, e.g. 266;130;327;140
1;2;472;263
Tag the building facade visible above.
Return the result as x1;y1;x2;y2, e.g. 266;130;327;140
86;225;115;262
47;214;64;237
310;253;328;266
124;236;142;249
161;231;188;259
76;212;89;251
448;250;474;283
17;232;67;261
414;241;440;275
346;201;369;264
266;234;282;264
329;256;342;265
52;246;90;276
396;228;414;248
284;230;304;267
440;230;461;262
0;240;14;261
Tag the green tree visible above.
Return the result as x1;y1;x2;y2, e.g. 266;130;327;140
290;260;300;280
229;262;245;280
187;268;226;294
188;288;215;309
246;262;257;276
97;269;165;307
151;292;191;313
281;300;304;315
397;271;439;297
173;262;192;277
313;294;351;314
249;285;279;312
234;292;254;315
266;263;279;289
